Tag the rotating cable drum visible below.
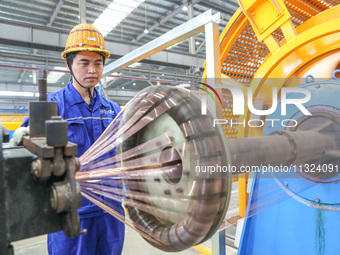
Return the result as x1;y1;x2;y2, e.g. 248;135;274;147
118;86;232;252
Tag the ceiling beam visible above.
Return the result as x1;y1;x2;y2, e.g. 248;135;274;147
0;19;205;70
47;0;65;27
79;0;86;24
132;0;203;43
18;70;27;83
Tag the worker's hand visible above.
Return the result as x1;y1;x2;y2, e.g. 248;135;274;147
9;126;29;146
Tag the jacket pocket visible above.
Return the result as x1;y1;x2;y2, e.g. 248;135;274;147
67;119;86;154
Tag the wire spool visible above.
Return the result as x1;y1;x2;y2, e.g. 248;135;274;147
118;86;231;252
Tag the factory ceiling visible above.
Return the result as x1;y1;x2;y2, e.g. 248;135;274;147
0;0;239;106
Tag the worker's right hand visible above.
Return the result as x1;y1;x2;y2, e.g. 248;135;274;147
9;126;29;146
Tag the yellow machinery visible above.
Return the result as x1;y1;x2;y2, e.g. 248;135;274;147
0;114;27;139
0;114;26;130
202;0;340;217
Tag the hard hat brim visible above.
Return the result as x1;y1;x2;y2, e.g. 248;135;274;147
61;47;110;60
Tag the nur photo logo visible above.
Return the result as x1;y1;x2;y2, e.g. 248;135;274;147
193;81;312;128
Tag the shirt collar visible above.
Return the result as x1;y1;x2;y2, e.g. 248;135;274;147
66;81;109;108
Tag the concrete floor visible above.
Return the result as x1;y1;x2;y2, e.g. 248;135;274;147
12;229;238;255
12;182;240;255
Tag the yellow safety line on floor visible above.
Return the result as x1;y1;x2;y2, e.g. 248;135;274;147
192;245;212;255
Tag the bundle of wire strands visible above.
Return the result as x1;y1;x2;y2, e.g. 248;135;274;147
76;85;232;252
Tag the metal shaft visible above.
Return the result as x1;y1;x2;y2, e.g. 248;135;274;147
227;130;336;170
38;69;47;102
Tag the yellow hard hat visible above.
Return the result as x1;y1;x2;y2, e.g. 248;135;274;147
61;24;110;59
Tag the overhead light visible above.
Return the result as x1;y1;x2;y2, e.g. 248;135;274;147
29;74;33;77
182;6;188;11
0;91;35;97
144;28;149;34
93;0;146;37
129;62;141;68
195;41;200;45
122;86;125;89
133;82;136;86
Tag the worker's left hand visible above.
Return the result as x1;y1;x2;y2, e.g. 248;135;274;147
9;126;29;146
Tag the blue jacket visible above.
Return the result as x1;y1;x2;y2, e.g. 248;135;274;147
23;81;122;218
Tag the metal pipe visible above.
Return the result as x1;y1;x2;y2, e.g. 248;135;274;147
0;64;200;83
227;130;336;170
38;69;47;101
103;10;220;75
79;0;86;24
188;0;196;55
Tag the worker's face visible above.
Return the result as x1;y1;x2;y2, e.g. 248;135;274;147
68;51;104;89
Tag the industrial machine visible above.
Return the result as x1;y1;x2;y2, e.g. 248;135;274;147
109;80;340;253
107;0;340;253
0;72;83;255
203;0;340;253
2;0;340;254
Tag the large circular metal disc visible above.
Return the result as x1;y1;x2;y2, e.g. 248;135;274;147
119;86;231;252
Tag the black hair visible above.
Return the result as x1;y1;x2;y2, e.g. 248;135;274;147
66;51;106;68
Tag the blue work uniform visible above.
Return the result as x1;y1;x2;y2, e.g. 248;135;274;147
23;81;125;255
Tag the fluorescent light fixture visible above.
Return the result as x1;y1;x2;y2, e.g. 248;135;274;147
182;6;188;11
115;0;143;7
93;0;146;37
144;28;149;34
0;91;35;97
128;62;141;68
108;3;134;13
133;82;136;85
47;67;68;84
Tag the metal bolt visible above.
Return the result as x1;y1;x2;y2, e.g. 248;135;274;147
176;188;184;194
315;198;320;203
252;13;256;16
284;182;289;187
31;159;41;178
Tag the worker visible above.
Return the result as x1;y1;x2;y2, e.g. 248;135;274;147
18;24;125;255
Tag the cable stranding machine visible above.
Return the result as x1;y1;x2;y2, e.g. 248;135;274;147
101;0;340;253
202;0;340;254
2;0;340;254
